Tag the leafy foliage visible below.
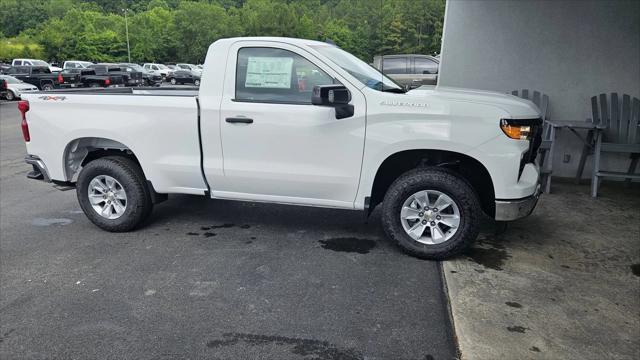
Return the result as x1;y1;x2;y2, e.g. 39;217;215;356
0;0;445;63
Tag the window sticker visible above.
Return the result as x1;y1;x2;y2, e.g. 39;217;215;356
245;57;293;88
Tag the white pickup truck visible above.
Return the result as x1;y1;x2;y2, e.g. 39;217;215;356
20;37;542;259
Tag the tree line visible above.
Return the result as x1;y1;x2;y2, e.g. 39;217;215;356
0;0;445;64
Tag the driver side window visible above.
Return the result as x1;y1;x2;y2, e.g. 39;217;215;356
235;47;334;104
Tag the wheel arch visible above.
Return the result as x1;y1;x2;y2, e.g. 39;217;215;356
369;149;496;217
62;137;140;182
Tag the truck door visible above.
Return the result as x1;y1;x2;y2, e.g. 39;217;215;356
213;42;366;208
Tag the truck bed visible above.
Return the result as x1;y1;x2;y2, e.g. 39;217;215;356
21;89;208;195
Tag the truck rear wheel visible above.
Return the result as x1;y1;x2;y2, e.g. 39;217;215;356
77;157;153;232
381;167;481;260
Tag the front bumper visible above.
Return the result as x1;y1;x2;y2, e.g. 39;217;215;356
494;183;541;221
25;155;51;182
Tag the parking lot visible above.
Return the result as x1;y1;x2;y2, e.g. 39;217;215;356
0;102;456;359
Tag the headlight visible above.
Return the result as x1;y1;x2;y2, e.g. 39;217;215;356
500;118;541;140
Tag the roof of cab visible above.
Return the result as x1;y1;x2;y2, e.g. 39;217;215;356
214;37;332;48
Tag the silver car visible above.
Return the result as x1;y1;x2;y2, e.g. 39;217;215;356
372;54;440;88
0;75;38;101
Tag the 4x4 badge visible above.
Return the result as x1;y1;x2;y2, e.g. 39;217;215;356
38;96;66;101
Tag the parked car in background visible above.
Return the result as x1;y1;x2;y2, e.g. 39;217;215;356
119;63;162;86
176;63;202;75
4;66;62;90
166;69;200;86
166;64;177;71
0;75;38;101
12;59;62;72
372;54;440;88
60;68;124;88
143;63;173;79
0;78;7;99
89;64;142;87
0;62;12;73
63;61;93;69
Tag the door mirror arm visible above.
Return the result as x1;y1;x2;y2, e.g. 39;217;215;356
311;85;354;119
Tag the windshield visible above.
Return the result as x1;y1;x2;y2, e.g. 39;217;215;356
0;75;21;84
157;64;168;69
32;60;49;67
310;45;404;93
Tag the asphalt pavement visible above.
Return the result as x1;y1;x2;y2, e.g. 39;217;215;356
0;101;457;360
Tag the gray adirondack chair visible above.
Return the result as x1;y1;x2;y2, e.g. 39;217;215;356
590;93;640;197
511;90;551;192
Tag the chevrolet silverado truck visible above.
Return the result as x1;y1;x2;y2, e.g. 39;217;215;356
20;37;541;259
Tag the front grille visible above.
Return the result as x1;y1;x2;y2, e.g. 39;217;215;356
518;118;543;178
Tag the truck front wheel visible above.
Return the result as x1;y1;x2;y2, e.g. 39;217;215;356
77;157;153;232
381;167;481;260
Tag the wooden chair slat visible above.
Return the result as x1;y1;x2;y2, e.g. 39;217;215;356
621;95;631;143
532;91;541;108
609;93;619;142
630;98;640;144
541;94;549;122
591;96;599;125
599;93;609;130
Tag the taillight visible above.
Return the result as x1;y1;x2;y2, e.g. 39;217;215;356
57;73;64;83
18;100;30;142
105;78;110;86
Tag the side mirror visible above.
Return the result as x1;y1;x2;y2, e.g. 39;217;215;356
312;85;354;119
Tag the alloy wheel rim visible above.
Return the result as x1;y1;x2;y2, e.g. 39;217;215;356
88;175;127;219
400;189;461;245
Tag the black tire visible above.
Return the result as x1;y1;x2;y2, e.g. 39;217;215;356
170;78;176;85
381;167;481;260
77;156;153;232
5;90;15;101
41;83;54;91
194;79;200;86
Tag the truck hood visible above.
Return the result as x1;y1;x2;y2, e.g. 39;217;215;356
407;85;541;119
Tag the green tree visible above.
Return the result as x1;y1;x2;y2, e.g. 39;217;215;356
129;6;177;61
2;0;446;64
240;0;314;39
173;1;241;63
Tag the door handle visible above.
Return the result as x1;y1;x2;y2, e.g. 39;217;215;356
226;117;253;124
